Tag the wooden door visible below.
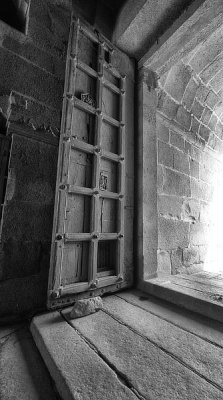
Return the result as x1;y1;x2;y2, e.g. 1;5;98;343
48;18;132;309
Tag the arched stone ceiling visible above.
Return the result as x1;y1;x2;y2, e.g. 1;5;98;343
157;25;223;153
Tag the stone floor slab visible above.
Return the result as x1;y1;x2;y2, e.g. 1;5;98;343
62;306;223;400
31;311;138;400
0;326;58;400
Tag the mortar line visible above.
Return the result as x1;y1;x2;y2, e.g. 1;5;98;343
114;293;223;350
60;311;149;400
101;305;223;393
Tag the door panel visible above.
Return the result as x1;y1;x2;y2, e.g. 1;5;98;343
47;17;134;309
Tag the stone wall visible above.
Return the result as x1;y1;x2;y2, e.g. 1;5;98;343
157;56;223;275
0;0;72;318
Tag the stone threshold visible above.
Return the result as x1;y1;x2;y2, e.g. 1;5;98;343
30;290;223;400
139;272;223;323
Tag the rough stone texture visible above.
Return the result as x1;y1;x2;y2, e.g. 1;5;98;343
0;326;58;400
156;51;223;276
70;297;103;319
31;311;138;400
0;1;71;317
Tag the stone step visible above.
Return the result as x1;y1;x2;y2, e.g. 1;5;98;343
139;275;223;323
31;291;223;400
30;311;138;400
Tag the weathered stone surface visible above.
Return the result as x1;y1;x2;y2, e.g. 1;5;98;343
70;297;103;319
182;78;199;111
171;247;184;274
0;47;64;110
162;167;191;197
183;247;199;266
176;105;191;130
118;289;223;347
31;312;137;400
170;130;184;151
157;250;171;275
164;62;192;102
0;327;57;400
158;217;189;250
182;199;200;222
158;140;173;168
158;194;182;219
201;107;212;125
190;223;208;246
66;299;223;400
173;147;190;175
190;158;199;178
157;118;169;142
191;99;204;120
157;90;179;119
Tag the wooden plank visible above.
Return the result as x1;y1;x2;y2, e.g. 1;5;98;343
63;306;223;400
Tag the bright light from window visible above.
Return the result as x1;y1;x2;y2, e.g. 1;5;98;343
204;157;223;272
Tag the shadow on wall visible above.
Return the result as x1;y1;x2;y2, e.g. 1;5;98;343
156;32;223;275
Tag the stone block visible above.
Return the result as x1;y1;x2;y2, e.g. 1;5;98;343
190;145;201;162
199;245;208;263
0;239;50;281
184;141;192;155
196;84;209;106
158;195;182;219
205;91;220;110
70;297;103;319
191;100;204;120
176;106;191;130
190;159;199;179
158;217;189;250
182;199;200;222
29;0;71;60
1;202;54;242
182;78;199;111
190;223;208;246
164;62;192;103
157;90;179;120
163;167;191;197
190;116;200;135
215;121;223;139
200;53;223;84
173;148;190;175
2;34;65;79
208;114;218;132
214;101;223;118
157;250;171;275
199;124;211;143
158;140;173;168
199;165;213;184
183;247;199;267
199;202;211;224
0;47;64;110
10;93;61;135
170;247;183;274
212;137;223;153
157;165;163;193
156;119;169;143
201;107;212;125
170;131;184;151
191;178;213;202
